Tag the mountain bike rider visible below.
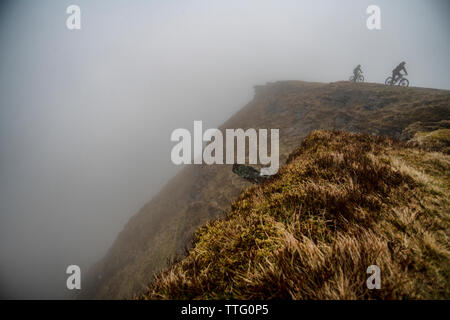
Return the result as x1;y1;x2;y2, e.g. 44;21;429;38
353;64;362;81
392;61;408;84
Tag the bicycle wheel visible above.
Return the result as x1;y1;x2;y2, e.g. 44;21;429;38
385;77;393;85
358;75;364;82
399;78;409;87
349;76;355;82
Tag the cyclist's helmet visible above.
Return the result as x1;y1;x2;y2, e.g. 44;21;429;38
401;61;406;65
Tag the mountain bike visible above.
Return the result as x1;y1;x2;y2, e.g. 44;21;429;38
349;73;364;82
385;75;409;87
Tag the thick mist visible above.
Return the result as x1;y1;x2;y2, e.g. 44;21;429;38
0;0;448;299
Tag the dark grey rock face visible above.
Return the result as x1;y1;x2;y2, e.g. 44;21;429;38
232;164;270;184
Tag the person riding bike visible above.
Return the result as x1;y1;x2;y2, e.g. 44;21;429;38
353;64;363;82
392;61;408;84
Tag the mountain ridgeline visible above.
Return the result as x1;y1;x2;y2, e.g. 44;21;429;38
83;81;450;299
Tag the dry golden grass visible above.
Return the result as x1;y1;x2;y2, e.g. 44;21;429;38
140;131;450;300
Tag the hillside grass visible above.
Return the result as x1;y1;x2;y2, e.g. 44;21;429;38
84;81;449;299
140;131;450;300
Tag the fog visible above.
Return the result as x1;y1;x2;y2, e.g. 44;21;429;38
0;0;448;299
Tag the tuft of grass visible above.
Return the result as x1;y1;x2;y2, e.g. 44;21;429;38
139;131;450;300
408;129;450;154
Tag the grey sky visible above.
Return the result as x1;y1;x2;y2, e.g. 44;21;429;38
0;0;449;298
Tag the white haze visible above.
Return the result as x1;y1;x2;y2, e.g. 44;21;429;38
0;0;448;298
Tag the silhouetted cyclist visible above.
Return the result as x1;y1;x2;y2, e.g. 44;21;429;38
392;61;408;84
353;64;363;81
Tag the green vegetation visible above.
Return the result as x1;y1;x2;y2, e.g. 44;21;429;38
141;131;449;299
409;129;450;154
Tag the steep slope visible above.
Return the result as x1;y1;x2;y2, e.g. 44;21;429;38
83;81;450;299
142;131;450;299
141;131;449;299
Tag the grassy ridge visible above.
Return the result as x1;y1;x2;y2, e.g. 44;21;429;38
83;81;450;299
141;131;450;299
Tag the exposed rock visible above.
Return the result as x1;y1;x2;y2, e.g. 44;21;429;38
232;164;270;184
